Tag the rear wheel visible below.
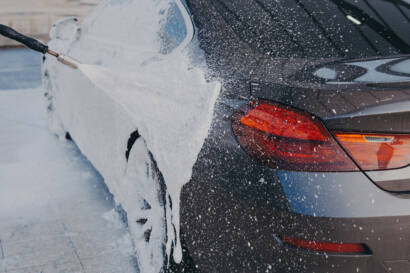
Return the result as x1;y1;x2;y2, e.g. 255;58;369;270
121;137;168;273
167;231;197;273
122;136;196;273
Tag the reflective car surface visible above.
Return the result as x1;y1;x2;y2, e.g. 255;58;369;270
44;0;410;272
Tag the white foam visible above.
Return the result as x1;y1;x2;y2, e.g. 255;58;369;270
77;56;220;263
46;0;221;268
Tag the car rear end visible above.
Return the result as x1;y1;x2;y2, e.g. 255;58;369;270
181;84;410;273
180;0;410;272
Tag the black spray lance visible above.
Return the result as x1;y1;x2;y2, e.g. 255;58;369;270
0;24;79;69
0;23;135;96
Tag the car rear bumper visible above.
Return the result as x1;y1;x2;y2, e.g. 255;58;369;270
180;176;410;273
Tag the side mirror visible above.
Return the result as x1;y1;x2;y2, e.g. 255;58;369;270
49;17;81;41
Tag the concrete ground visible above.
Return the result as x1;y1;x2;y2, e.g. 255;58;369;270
0;48;138;273
0;0;101;47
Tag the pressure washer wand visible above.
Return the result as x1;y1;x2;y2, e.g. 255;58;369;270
0;24;79;69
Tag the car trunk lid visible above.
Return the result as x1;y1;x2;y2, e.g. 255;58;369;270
250;55;410;192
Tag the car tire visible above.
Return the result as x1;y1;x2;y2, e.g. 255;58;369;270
167;230;197;273
123;136;197;273
121;137;169;273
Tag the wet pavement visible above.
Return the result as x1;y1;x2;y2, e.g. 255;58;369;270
0;49;42;90
0;48;138;273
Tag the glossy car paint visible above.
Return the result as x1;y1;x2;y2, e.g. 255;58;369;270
43;0;410;272
179;0;410;272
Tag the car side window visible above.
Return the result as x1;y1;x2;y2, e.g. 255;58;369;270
82;0;167;52
159;1;190;54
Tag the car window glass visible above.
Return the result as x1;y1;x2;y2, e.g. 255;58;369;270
82;0;163;52
159;1;189;54
210;0;410;59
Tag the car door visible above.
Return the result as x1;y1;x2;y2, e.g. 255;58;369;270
46;0;194;196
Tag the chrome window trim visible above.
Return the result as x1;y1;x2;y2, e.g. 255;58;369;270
167;0;194;55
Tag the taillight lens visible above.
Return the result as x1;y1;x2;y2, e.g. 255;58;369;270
232;100;358;172
279;235;370;254
334;133;410;171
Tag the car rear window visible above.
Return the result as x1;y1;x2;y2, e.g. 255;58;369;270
211;0;410;59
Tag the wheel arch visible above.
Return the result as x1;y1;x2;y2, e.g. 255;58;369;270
125;129;141;162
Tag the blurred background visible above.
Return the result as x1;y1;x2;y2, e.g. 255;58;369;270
0;2;139;272
0;0;101;47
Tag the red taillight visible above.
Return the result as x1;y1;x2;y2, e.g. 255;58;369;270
240;103;326;142
232;100;358;172
279;235;369;254
334;133;410;171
